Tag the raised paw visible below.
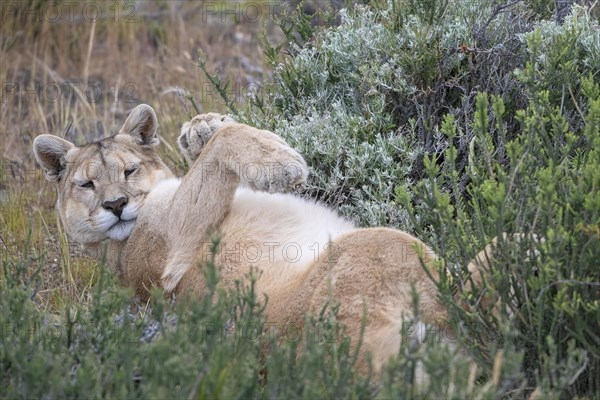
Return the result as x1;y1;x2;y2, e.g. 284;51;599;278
242;149;308;193
219;125;309;193
178;112;235;164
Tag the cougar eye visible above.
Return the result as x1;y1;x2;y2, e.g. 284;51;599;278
79;181;94;189
124;165;138;178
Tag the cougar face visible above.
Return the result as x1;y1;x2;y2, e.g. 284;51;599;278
34;105;173;243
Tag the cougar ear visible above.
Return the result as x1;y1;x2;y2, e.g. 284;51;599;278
33;134;75;182
119;104;159;146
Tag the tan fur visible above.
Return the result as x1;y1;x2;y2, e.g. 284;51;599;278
34;104;492;375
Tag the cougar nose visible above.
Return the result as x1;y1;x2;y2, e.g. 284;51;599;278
102;196;128;218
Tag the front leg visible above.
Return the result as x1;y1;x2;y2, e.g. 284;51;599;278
161;114;308;292
178;113;307;193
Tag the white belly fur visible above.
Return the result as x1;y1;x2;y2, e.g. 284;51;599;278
144;181;355;275
224;187;355;272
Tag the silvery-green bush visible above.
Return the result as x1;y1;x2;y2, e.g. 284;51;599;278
243;2;599;230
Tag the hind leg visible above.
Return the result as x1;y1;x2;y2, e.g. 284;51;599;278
303;228;450;374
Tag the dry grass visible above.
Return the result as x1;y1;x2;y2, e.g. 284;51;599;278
0;0;287;310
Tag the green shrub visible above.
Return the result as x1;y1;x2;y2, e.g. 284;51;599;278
1;239;266;398
405;90;600;397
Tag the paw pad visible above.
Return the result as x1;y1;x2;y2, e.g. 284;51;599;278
178;113;235;163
